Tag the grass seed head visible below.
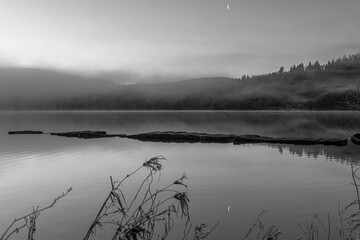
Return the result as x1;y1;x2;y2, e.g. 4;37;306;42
143;156;166;172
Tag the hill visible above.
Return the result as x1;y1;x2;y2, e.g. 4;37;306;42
1;52;360;110
0;67;115;109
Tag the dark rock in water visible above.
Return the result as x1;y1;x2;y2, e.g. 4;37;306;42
51;131;108;139
351;133;360;145
233;135;263;144
318;138;348;146
233;135;347;146
9;130;43;135
201;134;237;143
8;129;349;146
106;134;128;138
127;131;236;143
127;131;347;146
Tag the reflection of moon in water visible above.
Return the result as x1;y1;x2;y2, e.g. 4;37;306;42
227;4;230;10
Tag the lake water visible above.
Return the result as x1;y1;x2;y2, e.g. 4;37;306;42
0;111;360;240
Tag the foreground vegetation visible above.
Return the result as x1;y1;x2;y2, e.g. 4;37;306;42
3;156;360;240
1;156;220;240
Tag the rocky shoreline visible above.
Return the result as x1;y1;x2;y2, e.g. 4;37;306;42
8;130;350;146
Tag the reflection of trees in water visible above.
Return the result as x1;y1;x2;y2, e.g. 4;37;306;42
269;144;360;164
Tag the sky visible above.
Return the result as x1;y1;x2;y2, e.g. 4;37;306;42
1;0;360;83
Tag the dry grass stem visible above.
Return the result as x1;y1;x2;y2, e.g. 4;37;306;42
0;187;72;240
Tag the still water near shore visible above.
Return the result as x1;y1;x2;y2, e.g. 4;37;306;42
0;111;359;239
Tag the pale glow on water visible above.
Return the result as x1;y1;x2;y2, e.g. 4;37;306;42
0;111;359;239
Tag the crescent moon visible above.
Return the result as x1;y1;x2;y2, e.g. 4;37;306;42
227;4;230;10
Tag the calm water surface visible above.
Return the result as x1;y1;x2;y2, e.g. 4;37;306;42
0;111;360;239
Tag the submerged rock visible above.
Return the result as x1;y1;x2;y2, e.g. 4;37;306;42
127;132;237;143
233;136;347;147
128;131;347;146
351;133;360;145
9;129;349;146
51;131;108;139
8;130;43;134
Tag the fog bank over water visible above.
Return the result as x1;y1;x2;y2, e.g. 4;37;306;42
1;54;359;110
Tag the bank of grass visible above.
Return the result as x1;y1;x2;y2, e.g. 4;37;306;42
1;156;360;240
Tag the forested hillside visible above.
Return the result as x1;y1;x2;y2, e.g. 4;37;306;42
1;52;360;110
